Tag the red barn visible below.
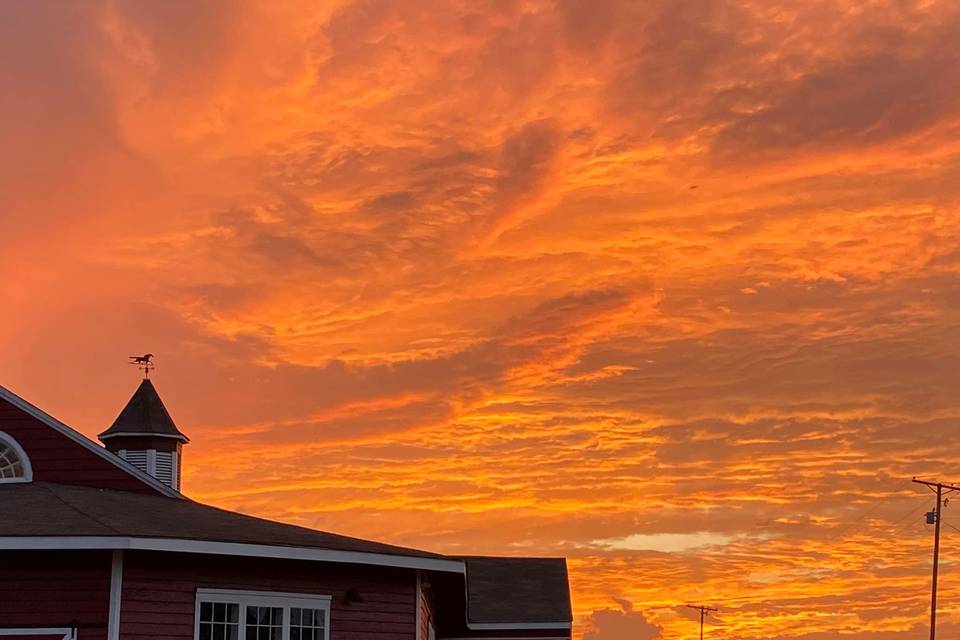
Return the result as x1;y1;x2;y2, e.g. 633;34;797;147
0;380;571;640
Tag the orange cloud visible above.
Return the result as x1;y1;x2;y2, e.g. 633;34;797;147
1;1;959;638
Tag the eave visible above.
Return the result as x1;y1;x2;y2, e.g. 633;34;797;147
0;535;467;573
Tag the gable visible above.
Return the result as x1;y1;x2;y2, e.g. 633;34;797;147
0;386;179;497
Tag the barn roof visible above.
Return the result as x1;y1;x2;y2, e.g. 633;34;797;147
461;556;572;626
99;379;188;442
0;481;457;571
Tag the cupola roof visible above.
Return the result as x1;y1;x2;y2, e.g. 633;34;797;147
98;379;189;443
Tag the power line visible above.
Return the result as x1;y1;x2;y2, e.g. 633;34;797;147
891;503;928;530
848;477;915;524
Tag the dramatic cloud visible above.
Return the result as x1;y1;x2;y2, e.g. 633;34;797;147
582;600;662;640
1;1;958;638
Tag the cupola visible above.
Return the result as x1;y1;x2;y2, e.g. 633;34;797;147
99;378;188;490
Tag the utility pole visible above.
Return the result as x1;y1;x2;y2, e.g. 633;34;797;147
912;478;960;640
686;604;717;640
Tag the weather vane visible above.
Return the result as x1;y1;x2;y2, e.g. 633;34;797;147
129;353;155;379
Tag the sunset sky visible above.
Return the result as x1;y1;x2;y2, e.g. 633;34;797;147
1;1;959;638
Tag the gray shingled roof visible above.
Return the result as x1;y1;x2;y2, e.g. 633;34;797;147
0;481;444;559
1;482;572;625
462;556;572;625
98;379;188;441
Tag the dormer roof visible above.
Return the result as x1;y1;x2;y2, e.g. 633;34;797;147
98;379;189;443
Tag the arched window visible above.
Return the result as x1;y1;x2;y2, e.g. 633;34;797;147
0;431;32;482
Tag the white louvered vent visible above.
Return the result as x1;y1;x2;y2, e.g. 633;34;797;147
123;450;148;474
155;451;174;487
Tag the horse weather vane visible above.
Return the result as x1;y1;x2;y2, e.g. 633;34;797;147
129;353;155;379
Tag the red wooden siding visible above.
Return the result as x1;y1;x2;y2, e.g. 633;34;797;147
0;551;111;640
0;396;160;493
120;551;419;640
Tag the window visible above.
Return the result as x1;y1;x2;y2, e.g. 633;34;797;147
290;607;326;640
246;606;283;640
0;431;32;483
198;601;240;640
195;590;331;640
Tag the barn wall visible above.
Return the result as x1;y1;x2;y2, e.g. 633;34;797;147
0;550;111;640
0;396;159;494
120;551;419;640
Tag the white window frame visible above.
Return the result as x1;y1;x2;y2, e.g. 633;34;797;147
0;430;33;483
194;588;332;640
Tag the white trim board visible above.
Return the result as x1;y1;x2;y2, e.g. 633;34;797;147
0;536;467;573
108;550;123;640
197;588;333;603
100;431;187;441
0;384;182;499
0;630;75;639
466;623;572;631
441;637;570;640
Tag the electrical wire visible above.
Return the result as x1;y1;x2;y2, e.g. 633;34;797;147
851;477;915;523
890;503;929;531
